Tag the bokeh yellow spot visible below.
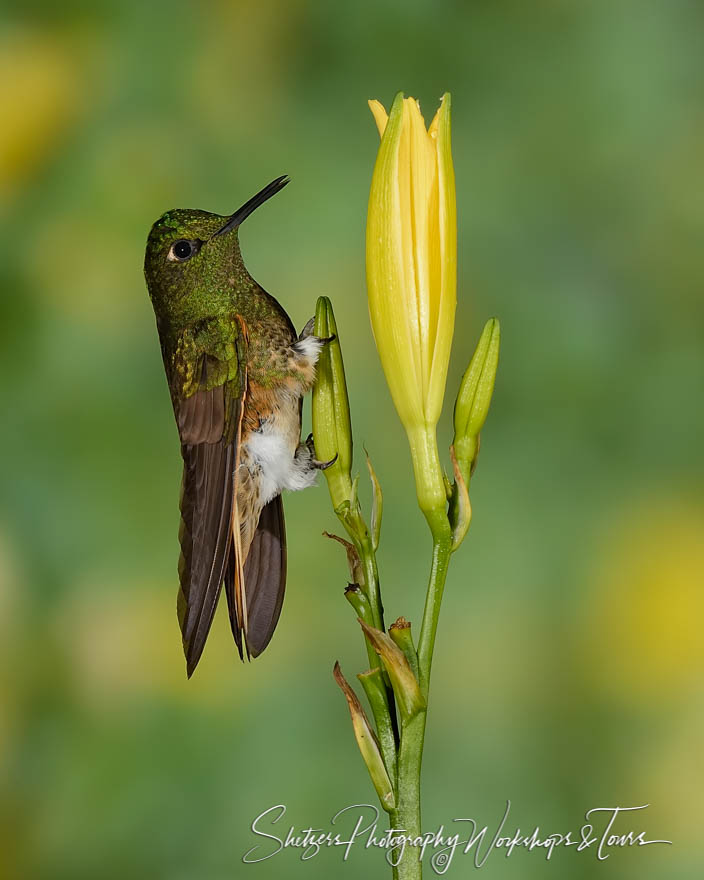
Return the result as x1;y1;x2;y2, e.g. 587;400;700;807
54;576;266;711
581;498;704;705
0;30;80;199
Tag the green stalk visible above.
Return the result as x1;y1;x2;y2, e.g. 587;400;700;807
355;528;400;747
340;506;400;759
417;530;453;697
390;528;453;879
345;584;387;680
392;711;425;879
359;531;386;633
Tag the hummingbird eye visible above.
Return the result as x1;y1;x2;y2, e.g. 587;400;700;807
168;239;201;262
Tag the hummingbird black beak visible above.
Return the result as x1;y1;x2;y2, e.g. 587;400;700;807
213;175;290;238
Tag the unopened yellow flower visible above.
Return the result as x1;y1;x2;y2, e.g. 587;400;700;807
366;92;456;521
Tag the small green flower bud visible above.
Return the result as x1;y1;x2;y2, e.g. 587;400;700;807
358;620;425;722
312;297;354;511
388;617;419;681
453;318;500;480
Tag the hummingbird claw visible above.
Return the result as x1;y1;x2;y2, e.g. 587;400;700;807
305;433;338;470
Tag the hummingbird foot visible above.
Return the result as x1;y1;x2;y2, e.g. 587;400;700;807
304;433;338;470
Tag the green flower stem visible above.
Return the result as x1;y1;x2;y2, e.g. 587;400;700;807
393;530;453;880
345;585;386;678
340;466;454;880
341;506;400;754
417;530;453;696
406;426;448;528
359;531;385;633
336;508;385;665
392;711;425;880
356;528;401;747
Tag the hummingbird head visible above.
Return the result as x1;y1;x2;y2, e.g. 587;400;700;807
144;176;289;328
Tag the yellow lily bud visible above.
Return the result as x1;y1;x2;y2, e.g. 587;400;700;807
366;92;456;524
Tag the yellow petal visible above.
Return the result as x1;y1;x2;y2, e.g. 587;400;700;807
427;92;456;424
366;92;424;427
404;97;440;412
368;99;388;138
396;100;422;382
428;99;443;139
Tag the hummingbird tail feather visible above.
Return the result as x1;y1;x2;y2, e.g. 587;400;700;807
224;547;243;660
242;493;287;658
225;494;287;660
228;361;249;658
225;495;286;659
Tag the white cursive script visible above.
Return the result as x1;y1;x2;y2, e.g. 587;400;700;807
242;801;672;873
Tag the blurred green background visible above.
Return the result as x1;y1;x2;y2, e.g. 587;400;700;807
1;1;702;878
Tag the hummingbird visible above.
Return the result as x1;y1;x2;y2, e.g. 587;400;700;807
144;176;331;677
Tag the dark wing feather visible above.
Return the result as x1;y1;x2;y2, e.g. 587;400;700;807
178;430;235;677
169;316;248;677
225;494;287;659
177;386;226;444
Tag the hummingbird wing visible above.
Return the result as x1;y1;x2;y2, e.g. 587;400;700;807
170;314;249;677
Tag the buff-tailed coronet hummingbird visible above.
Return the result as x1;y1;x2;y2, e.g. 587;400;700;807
144;176;332;676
